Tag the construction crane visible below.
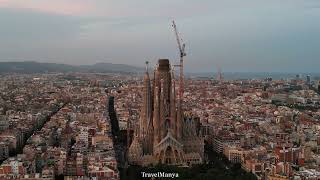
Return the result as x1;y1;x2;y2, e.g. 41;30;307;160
172;20;186;101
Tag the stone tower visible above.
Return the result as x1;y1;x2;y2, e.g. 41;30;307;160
128;59;203;166
140;61;153;155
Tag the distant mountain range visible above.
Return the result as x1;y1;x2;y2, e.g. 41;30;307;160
0;61;143;74
1;61;319;80
187;72;320;80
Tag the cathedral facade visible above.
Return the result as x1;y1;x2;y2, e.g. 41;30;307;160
128;59;204;166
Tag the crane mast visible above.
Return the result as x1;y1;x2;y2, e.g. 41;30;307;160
172;20;186;102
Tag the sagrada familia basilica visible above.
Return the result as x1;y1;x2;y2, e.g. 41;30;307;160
128;59;204;166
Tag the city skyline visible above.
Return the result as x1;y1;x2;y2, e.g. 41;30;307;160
1;0;320;73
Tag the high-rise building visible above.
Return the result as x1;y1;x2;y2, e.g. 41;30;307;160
128;59;203;166
314;80;319;90
217;67;223;82
306;75;311;86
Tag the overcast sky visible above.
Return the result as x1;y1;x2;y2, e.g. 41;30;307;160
0;0;319;73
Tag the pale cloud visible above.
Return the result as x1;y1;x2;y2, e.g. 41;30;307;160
0;0;320;72
0;0;96;16
93;0;213;19
0;0;212;18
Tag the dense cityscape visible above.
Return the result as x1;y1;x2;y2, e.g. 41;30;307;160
0;64;319;179
1;1;320;179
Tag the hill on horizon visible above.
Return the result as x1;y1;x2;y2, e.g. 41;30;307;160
0;61;143;74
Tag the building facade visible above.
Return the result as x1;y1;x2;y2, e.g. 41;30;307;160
128;59;203;166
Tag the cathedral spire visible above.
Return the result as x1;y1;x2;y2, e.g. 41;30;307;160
145;61;149;73
129;59;203;166
170;66;177;138
140;60;152;141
